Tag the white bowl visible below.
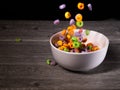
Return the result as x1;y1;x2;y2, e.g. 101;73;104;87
50;29;109;71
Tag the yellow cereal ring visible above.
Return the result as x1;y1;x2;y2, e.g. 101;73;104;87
58;46;66;50
77;2;84;10
66;34;71;40
75;13;83;22
57;40;63;46
65;11;71;19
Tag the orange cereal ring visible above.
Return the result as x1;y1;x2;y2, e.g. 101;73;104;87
87;43;93;47
65;11;71;19
57;40;63;46
71;24;77;30
92;46;99;51
75;13;83;22
61;29;67;36
68;42;73;49
82;38;87;42
77;2;84;10
68;30;74;36
67;25;74;32
63;43;69;47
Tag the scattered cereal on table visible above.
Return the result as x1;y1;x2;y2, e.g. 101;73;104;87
46;59;51;65
15;37;22;43
50;61;57;66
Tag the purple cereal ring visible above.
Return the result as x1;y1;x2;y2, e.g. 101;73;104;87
59;35;65;41
69;19;75;25
50;61;57;66
53;19;60;25
59;4;66;9
87;3;92;11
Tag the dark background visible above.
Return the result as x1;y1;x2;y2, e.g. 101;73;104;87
0;0;119;20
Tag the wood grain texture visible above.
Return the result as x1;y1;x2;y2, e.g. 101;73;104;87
0;19;120;90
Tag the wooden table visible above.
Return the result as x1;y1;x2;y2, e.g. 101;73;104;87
0;19;120;90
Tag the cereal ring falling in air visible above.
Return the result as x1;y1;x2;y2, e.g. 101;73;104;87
59;4;66;9
77;2;84;10
75;13;83;22
87;3;92;11
65;11;71;19
69;19;75;25
53;19;60;25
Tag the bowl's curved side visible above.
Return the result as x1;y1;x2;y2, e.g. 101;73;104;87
50;44;108;71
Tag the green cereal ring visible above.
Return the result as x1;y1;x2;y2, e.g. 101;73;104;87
87;45;92;50
15;37;22;42
64;47;69;52
46;59;51;65
71;36;78;42
76;21;84;28
73;41;80;48
85;29;90;35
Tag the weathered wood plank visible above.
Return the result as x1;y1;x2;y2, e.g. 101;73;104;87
0;63;120;89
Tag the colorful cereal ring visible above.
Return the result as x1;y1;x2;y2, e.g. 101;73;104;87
85;29;90;35
65;11;71;19
76;21;84;28
75;13;83;22
77;2;84;10
69;19;75;25
53;19;60;25
71;36;78;42
87;3;92;11
61;29;67;36
57;40;63;46
73;41;80;48
64;47;69;52
59;4;66;9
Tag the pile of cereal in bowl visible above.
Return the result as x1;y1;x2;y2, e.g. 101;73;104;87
53;27;100;53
